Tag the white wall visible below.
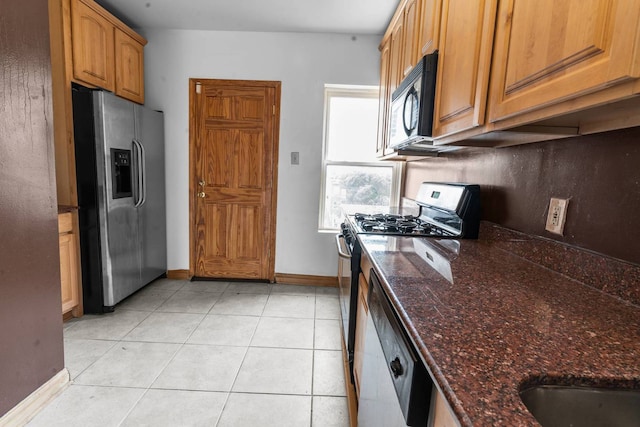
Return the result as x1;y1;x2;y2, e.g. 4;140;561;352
142;29;381;276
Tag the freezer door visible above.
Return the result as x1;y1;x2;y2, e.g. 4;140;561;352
135;105;167;284
95;91;141;306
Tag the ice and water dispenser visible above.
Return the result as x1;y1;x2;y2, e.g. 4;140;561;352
111;148;132;198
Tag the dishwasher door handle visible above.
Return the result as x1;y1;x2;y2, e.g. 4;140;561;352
335;234;352;259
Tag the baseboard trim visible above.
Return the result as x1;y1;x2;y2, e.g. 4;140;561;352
167;269;190;280
0;369;70;426
274;273;338;287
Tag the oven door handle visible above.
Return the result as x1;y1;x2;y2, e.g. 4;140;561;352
335;234;352;259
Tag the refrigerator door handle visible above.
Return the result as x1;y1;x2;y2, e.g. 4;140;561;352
139;139;147;207
133;139;146;207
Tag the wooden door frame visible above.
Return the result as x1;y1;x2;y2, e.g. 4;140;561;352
188;78;281;281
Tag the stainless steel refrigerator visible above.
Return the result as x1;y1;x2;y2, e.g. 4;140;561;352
72;85;167;313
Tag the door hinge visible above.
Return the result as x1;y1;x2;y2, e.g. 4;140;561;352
272;105;276;115
195;82;202;94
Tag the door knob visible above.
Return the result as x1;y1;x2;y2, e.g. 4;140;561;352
197;192;206;198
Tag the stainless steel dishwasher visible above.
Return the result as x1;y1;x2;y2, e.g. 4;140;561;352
358;269;432;427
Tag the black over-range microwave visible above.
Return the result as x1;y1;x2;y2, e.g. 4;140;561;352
388;51;455;153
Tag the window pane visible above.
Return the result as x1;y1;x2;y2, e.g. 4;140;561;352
323;164;393;229
326;95;379;163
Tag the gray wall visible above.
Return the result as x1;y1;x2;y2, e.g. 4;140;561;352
405;127;640;266
142;29;381;276
0;0;65;415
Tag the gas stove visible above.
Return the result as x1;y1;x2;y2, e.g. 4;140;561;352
351;213;454;237
344;182;481;239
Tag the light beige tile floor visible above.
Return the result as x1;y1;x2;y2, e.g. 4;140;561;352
28;279;349;427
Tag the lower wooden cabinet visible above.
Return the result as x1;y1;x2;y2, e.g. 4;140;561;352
428;386;458;427
353;272;370;398
58;212;80;315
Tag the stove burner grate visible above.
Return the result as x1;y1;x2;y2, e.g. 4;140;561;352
353;213;452;237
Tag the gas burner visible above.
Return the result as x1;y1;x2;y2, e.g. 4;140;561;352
396;221;418;233
360;220;379;231
354;213;451;237
384;214;402;222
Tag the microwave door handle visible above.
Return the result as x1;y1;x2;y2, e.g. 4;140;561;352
402;87;418;136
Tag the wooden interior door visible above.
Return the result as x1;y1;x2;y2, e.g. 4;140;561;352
190;79;280;280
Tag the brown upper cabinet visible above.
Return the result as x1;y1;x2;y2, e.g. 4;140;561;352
114;27;145;104
388;13;406;96
401;0;421;79
488;0;640;123
417;0;441;56
432;0;496;137
71;0;115;91
378;0;640;152
70;0;146;104
376;40;392;157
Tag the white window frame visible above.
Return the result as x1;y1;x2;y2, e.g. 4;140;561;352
318;85;403;232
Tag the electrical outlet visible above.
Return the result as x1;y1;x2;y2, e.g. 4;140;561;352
291;152;299;165
545;198;569;235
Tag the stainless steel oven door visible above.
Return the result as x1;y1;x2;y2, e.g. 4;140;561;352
335;233;352;349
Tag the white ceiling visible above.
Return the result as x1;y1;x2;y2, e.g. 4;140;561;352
96;0;398;35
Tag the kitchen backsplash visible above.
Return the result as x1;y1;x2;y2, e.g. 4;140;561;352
404;126;640;267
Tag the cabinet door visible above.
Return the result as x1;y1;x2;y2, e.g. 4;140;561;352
417;0;442;56
353;273;369;398
376;40;392;157
488;0;640;122
59;232;79;313
388;15;405;96
428;387;458;427
70;0;115;91
432;0;497;137
115;27;145;104
401;0;421;78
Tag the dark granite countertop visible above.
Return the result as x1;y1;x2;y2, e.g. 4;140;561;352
357;222;640;426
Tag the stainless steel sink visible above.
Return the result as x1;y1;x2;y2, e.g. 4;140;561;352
520;385;640;427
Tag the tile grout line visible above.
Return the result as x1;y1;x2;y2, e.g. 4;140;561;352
119;280;219;426
56;280;344;426
116;280;213;425
310;287;320;426
214;284;276;427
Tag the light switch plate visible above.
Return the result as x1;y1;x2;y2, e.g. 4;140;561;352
291;152;299;165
